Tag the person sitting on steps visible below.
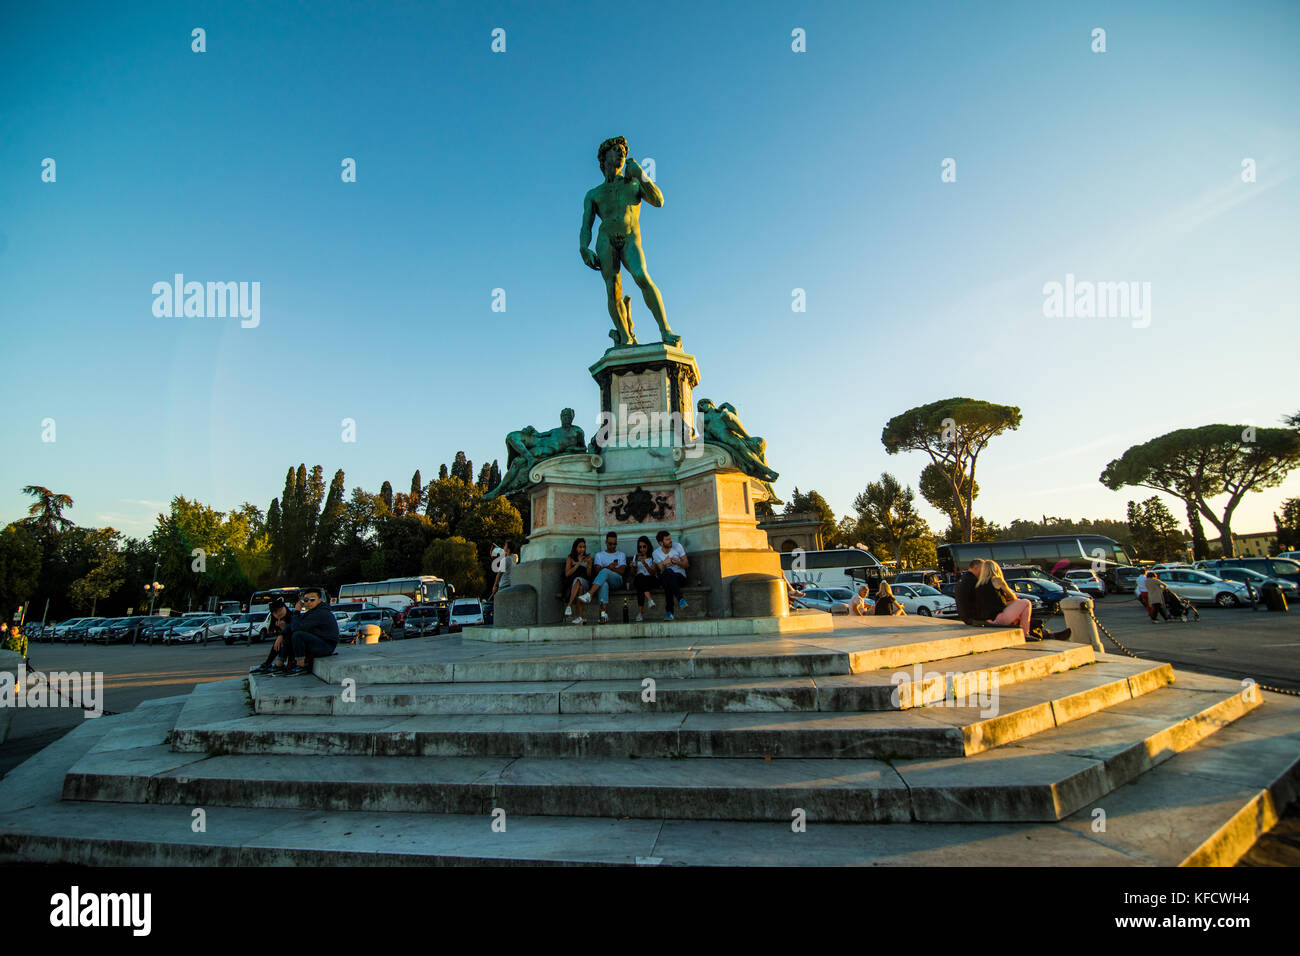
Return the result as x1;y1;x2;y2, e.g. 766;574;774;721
274;587;339;677
579;531;629;624
250;598;294;675
630;535;659;622
563;537;595;624
653;530;689;620
873;581;907;616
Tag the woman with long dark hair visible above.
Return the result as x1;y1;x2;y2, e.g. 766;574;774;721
564;538;594;623
630;535;658;622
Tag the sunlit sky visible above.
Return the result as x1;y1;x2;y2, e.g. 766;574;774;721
2;0;1298;541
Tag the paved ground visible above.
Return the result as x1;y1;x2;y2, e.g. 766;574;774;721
1091;595;1300;691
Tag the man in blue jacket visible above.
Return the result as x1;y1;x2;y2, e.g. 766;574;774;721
279;587;339;676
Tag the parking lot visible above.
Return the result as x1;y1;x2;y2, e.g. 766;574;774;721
1091;595;1300;692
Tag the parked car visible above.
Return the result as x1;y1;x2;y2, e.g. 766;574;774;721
92;616;161;645
1006;578;1087;614
796;587;857;612
1207;566;1299;599
403;605;445;637
889;584;957;617
1109;566;1144;594
1059;569;1106;598
49;617;93;641
340;608;398;642
167;616;231;644
1199;557;1300;587
224;612;270;644
63;618;104;642
141;617;182;644
1142;569;1249;608
87;617;129;644
1277;551;1300;562
448;599;486;628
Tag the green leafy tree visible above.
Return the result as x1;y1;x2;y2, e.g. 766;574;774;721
379;481;394;514
919;463;978;533
422;536;486;597
424;476;479;536
68;528;126;615
1126;498;1184;562
782;488;839;549
1275;498;1300;552
0;523;40;622
1101;425;1300;557
455;496;524;565
370;514;437;579
438;464;449;481
852;473;932;566
310;470;346;577
881;398;1022;542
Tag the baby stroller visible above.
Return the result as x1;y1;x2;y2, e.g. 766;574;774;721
1162;585;1200;623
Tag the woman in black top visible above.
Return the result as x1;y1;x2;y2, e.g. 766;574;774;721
873;581;907;616
630;535;659;621
564;538;594;622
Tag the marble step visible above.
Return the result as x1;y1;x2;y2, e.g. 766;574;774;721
7;683;1298;865
311;625;1026;686
170;658;1173;760
63;673;1257;824
252;642;1096;716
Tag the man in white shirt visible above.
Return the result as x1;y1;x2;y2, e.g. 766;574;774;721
654;530;689;620
850;585;874;616
579;532;628;623
1135;569;1149;613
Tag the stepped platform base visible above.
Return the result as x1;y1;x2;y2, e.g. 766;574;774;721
2;617;1298;866
470;610;830;643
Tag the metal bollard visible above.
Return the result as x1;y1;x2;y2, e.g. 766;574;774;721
1058;596;1103;653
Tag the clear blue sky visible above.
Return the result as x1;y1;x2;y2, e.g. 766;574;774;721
2;0;1298;540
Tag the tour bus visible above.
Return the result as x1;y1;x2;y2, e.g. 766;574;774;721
337;576;452;621
249;587;305;615
936;535;1136;591
779;548;886;593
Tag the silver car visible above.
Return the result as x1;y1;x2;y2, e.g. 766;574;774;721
1141;570;1249;608
168;616;232;644
796;587;857;612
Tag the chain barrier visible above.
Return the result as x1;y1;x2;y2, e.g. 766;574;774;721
1088;598;1300;698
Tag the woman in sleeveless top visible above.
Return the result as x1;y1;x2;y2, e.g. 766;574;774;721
630;535;658;622
564;538;594;622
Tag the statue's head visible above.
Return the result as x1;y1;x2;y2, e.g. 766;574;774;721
560;407;575;427
697;398;716;414
598;136;628;178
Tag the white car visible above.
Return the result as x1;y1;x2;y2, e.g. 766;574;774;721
167;615;232;644
890;584;958;618
1060;570;1106;598
224;612;270;643
449;599;486;627
1140;570;1249;608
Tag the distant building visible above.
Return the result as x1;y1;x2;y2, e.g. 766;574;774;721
1179;530;1278;559
757;512;823;554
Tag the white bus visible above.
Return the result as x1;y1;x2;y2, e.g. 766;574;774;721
779;548;886;592
337;576;451;617
249;587;304;615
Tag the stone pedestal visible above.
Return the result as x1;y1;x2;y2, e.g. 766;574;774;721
503;344;785;627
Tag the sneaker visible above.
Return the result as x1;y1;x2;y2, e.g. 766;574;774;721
647;598;655;609
579;592;591;604
678;599;688;610
1051;627;1072;641
249;663;275;675
564;606;572;617
664;612;675;621
635;613;644;623
569;616;584;625
600;610;609;624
